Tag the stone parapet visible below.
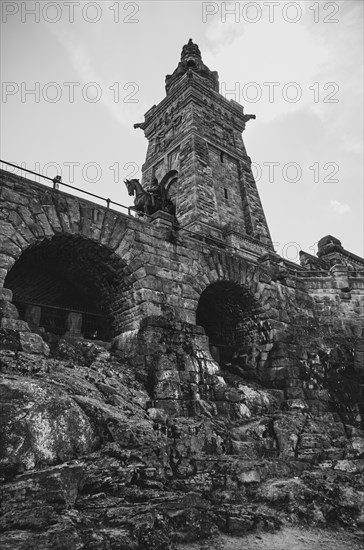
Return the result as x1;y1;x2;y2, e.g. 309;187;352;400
317;235;364;270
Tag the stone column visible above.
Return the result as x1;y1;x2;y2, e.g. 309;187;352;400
25;305;41;331
65;312;83;339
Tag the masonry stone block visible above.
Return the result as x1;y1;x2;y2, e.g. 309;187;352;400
0;288;13;301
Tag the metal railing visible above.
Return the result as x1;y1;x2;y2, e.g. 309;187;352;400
0;160;268;253
0;159;137;217
14;299;113;340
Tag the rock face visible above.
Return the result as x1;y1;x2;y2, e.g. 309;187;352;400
0;376;97;474
1;333;364;550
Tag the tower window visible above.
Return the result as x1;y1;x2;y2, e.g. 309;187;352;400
224;188;229;200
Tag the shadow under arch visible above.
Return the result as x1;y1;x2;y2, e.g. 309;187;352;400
196;280;269;377
4;234;131;341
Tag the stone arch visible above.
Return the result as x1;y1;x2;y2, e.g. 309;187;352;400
3;234;134;341
191;251;273;377
0;180;136;295
191;250;263;303
175;250;264;327
196;281;264;372
0;179;149;338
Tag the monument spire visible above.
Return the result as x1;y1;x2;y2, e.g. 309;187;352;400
135;41;273;250
165;39;219;94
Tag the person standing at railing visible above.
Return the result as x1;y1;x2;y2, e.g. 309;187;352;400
52;175;61;190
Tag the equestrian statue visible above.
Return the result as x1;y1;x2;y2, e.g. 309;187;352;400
124;177;176;217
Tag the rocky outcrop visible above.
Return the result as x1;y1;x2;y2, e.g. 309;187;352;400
1;334;364;549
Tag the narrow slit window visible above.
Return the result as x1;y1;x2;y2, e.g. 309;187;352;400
224;188;229;200
220;152;224;163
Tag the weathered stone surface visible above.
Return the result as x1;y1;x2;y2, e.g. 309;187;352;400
0;377;97;475
0;299;19;321
1;318;28;331
0;288;13;300
19;331;50;355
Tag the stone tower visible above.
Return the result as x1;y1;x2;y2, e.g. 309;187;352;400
135;39;273;250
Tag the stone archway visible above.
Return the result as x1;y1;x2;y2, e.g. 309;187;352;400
4;235;132;342
196;280;268;379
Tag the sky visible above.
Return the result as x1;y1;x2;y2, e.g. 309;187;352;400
1;0;363;261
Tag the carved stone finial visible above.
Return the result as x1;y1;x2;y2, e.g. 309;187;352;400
165;39;219;94
181;39;202;62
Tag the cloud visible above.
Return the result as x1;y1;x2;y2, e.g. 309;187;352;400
202;2;333;124
202;0;363;135
46;24;142;128
329;199;351;215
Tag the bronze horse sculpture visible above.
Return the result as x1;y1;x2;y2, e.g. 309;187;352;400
124;178;175;217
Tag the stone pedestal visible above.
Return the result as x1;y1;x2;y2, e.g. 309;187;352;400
151;210;175;230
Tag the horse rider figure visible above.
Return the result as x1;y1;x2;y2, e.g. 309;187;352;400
150;177;162;209
150;177;175;216
124;177;176;217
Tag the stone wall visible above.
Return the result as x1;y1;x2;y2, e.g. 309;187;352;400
0;169;274;333
1;169;364;423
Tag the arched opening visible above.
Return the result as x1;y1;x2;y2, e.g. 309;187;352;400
196;281;268;377
4;235;129;343
161;170;178;205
